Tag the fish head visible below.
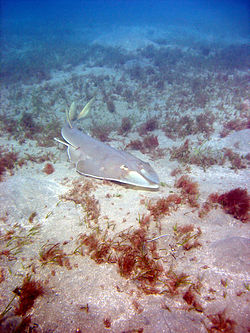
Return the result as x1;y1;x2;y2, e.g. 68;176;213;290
118;159;160;189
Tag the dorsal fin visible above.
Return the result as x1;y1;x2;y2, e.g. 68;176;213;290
66;98;94;128
66;103;73;128
68;101;77;122
77;97;94;120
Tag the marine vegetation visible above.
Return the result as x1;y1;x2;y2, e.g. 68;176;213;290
170;139;219;170
60;179;100;226
0;224;40;260
71;205;203;296
14;275;44;316
0;275;44;332
138;117;159;135
206;309;236;332
210;188;249;222
126;135;159;155
147;194;182;220
175;175;199;207
0;148;19;181
173;224;202;251
118;117;132;135
42;162;55;175
39;242;71;269
220;118;250;137
199;188;249;223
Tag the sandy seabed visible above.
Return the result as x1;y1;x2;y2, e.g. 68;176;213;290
0;25;249;332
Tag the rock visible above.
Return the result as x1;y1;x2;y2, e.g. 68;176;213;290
210;236;250;272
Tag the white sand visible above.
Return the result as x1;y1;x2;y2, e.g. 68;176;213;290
0;25;249;332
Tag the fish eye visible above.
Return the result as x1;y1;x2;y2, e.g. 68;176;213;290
120;164;129;171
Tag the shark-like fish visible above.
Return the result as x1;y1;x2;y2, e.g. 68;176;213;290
55;99;160;189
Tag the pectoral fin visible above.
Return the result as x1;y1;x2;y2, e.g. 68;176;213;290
76;159;104;178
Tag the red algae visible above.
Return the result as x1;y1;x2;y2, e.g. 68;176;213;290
216;188;249;222
14;276;44;316
199;188;250;222
118;250;136;277
148;194;181;220
175;175;199;207
142;134;159;149
42;162;55;174
103;317;112;328
126;139;144;151
207;310;236;332
60;180;100;225
138;117;159;135
126;134;159;153
183;286;203;312
39;243;71;269
119;117;132;134
175;175;198;195
78;227;165;293
174;224;202;251
0;149;19;181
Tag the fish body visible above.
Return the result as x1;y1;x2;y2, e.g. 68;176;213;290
56;100;160;189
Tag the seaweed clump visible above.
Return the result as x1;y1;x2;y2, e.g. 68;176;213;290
126;139;144;151
115;228;163;289
78;233;112;264
220;119;250;137
174;224;202;251
138;117;159;135
91;125;111;142
0;148;19;181
126;135;159;153
76;225;164;294
175;175;199;207
74;210;203;297
105;99;116;113
118;117;132;135
42;163;55;175
207;309;236;332
39;243;72;269
170;140;248;170
169;139;219;170
148;194;181;220
143;135;159;150
14;276;44;316
60;179;100;225
222;148;247;170
164;112;214;139
183;285;203;312
19;112;42;139
210;188;249;222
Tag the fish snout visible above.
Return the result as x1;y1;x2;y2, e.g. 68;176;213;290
121;162;159;188
139;163;160;187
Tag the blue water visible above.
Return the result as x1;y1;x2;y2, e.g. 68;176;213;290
2;0;249;34
1;0;249;66
1;0;249;86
